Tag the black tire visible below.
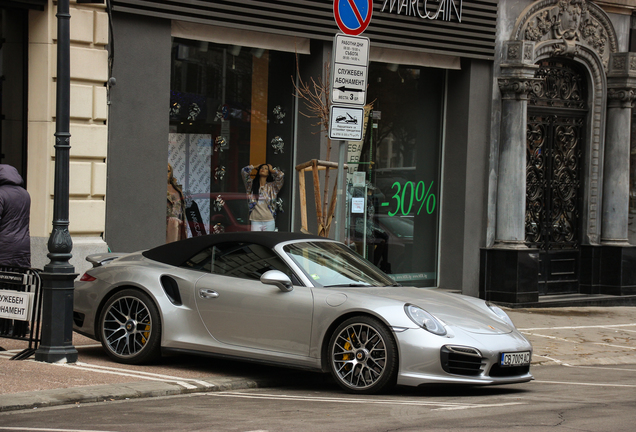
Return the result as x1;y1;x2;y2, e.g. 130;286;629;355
328;316;398;394
98;289;162;364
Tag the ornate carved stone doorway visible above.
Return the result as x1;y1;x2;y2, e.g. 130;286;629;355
481;0;636;304
526;59;587;295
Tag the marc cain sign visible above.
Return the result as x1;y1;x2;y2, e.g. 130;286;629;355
381;0;463;23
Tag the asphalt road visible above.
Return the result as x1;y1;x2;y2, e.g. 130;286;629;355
1;361;635;432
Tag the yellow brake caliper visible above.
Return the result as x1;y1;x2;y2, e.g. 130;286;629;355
343;341;352;360
342;333;355;371
141;324;151;345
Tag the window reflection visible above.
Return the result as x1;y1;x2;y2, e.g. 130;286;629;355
183;242;296;283
284;242;395;288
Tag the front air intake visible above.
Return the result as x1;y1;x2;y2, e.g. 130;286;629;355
489;363;531;377
440;346;485;376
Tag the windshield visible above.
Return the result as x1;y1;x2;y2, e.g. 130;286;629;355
283;241;397;287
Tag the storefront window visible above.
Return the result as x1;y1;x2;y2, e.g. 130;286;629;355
347;64;444;287
168;38;295;241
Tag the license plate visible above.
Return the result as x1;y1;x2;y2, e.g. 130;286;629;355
500;351;531;367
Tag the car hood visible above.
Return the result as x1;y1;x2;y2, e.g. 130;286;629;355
341;286;513;335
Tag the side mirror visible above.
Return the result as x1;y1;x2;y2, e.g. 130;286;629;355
260;270;294;292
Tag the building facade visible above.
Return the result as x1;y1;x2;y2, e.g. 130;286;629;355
103;0;495;294
1;0;109;275
481;0;636;304
4;0;635;304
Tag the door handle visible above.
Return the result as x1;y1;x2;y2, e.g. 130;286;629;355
199;289;219;299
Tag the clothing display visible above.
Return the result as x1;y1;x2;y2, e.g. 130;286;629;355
250;220;276;232
250;200;272;221
241;164;284;231
167;164;187;243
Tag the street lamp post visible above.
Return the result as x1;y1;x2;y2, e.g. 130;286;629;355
34;0;78;363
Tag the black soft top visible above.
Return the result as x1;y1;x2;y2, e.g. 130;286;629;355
142;231;326;267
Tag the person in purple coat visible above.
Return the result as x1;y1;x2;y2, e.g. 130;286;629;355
0;164;31;268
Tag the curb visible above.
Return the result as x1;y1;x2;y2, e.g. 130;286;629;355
0;376;280;413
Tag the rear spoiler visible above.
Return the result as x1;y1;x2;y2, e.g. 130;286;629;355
86;253;125;268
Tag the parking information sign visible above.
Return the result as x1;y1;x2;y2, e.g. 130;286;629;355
332;64;367;105
331;34;369;106
333;33;369;67
329;105;364;140
329;34;369;140
329;6;370;141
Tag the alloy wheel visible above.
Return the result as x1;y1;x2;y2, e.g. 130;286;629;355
331;321;390;391
102;295;153;359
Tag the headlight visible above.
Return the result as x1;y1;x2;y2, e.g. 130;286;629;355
487;302;515;328
404;304;447;336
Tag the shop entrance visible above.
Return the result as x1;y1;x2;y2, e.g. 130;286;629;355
525;60;587;295
0;7;28;180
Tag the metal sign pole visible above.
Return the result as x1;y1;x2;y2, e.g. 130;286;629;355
331;2;371;241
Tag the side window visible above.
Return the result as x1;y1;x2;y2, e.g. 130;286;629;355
206;242;300;283
183;247;214;272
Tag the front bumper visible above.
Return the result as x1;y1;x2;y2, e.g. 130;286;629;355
394;327;534;387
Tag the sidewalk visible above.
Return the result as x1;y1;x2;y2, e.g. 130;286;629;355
1;306;635;412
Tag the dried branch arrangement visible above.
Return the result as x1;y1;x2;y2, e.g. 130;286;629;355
292;54;332;137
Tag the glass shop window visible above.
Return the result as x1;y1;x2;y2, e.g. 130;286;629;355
167;38;295;242
346;64;444;287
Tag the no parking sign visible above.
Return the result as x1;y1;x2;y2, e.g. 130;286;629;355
333;0;373;36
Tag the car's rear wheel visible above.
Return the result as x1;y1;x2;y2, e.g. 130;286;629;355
99;289;161;364
328;316;398;394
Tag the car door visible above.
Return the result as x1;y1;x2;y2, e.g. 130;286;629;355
192;242;313;356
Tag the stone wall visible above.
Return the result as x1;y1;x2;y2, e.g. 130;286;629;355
27;1;109;276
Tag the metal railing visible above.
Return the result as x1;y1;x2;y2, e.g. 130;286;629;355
0;267;42;360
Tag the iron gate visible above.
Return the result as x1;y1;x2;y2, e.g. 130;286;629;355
526;60;587;295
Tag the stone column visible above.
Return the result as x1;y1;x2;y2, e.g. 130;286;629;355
495;41;539;247
480;41;540;304
602;53;636;245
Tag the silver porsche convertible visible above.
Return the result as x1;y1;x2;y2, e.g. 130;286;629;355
73;232;532;394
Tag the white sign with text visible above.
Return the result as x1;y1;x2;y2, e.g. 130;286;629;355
333;33;369;66
332;64;367;105
0;290;33;321
329;106;365;141
331;34;369;107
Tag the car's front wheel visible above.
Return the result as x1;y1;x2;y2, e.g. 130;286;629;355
98;289;161;364
328;316;398;394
